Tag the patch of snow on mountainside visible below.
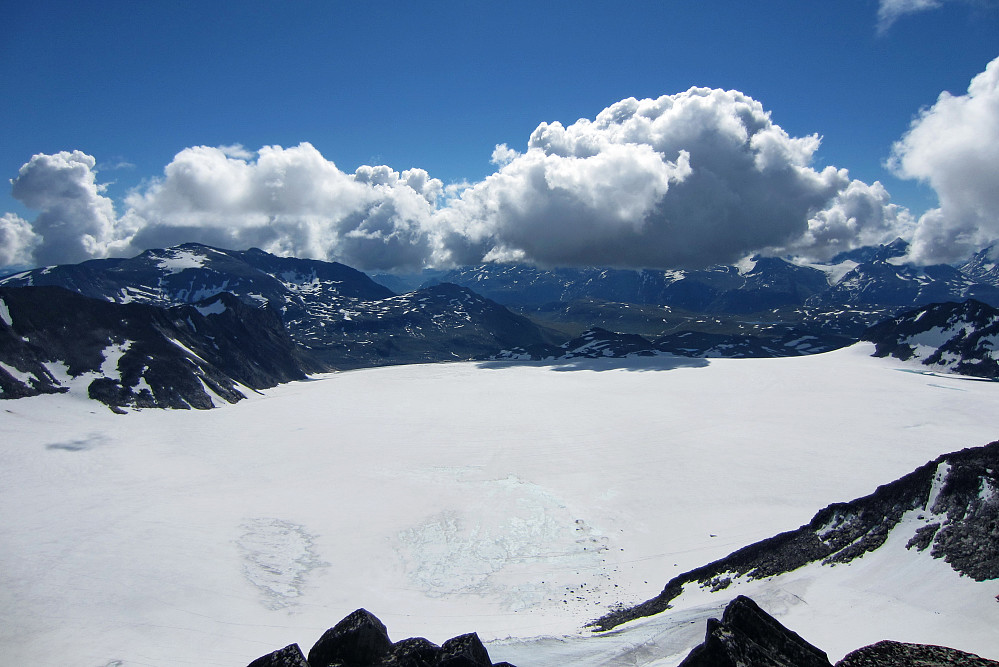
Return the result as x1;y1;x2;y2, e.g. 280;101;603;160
195;299;227;316
156;248;209;274
0;297;12;326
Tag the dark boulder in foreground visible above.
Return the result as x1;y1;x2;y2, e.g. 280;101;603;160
836;640;999;666
248;608;511;667
678;595;832;667
677;597;999;667
308;608;393;667
247;597;999;667
248;644;310;667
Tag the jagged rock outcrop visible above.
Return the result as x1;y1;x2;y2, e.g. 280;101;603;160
309;609;394;667
835;640;999;666
676;596;999;667
248;644;310;667
248;608;512;667
593;441;999;632
862;299;999;379
678;595;832;667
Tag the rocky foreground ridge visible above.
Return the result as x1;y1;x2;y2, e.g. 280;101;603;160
247;440;999;666
247;608;512;667
594;440;999;632
248;597;999;667
677;595;999;667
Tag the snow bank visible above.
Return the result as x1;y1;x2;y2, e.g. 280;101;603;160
1;344;997;666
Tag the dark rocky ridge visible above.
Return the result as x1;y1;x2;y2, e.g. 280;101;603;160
311;282;562;368
0;285;326;409
593;440;999;632
862;299;999;379
247;608;513;667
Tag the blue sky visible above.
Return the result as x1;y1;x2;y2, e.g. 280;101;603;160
2;1;999;271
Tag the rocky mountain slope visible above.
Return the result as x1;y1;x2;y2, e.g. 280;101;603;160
862;299;999;379
959;246;999;288
0;243;562;369
593;439;999;632
0;286;325;409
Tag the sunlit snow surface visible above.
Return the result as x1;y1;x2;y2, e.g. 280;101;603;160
1;344;998;666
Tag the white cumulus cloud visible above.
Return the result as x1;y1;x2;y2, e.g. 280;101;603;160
890;55;999;263
121;143;443;271
9;151;120;265
436;88;906;268
0;213;41;268
4;89;916;272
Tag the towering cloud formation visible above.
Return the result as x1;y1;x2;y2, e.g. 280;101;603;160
438;88;905;268
891;55;999;264
9;151;119;266
3;83;945;273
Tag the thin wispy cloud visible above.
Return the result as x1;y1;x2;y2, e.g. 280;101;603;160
877;0;944;32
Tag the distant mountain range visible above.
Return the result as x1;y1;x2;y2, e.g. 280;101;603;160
431;238;999;316
0;244;562;409
3;240;999;410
